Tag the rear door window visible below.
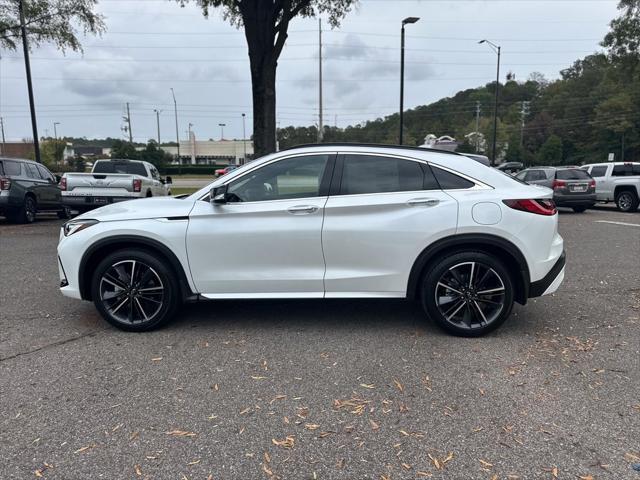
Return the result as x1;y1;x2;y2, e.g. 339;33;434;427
37;165;55;182
0;160;22;176
589;166;608;177
339;155;427;195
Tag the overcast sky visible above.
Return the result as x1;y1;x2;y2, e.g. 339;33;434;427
0;0;620;143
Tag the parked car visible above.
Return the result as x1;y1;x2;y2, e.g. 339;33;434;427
496;162;524;175
0;157;69;223
58;144;565;337
61;159;172;212
215;165;238;177
580;162;640;212
515;167;596;213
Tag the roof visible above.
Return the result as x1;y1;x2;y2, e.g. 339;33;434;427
282;143;463;157
0;156;39;164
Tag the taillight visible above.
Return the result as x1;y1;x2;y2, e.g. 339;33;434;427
503;199;557;216
552;180;566;190
60;177;67;191
0;176;10;191
589;179;596;188
133;179;142;192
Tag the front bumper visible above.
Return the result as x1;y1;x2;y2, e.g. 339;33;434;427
529;251;566;298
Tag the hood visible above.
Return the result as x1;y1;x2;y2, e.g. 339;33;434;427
76;197;196;222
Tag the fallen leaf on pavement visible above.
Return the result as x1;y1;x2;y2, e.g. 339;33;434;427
272;436;295;449
166;430;196;437
393;379;404;392
74;444;96;454
134;465;142;476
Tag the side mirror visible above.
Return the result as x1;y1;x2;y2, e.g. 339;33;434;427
165;176;173;184
211;184;228;204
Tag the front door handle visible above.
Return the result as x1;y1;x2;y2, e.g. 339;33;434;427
287;205;319;215
407;198;440;207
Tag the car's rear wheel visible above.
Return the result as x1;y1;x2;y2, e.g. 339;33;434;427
11;195;37;224
91;249;179;331
615;191;639;212
57;206;71;219
421;251;515;337
572;206;587;213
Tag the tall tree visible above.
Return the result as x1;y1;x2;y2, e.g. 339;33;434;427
602;0;640;59
0;0;104;51
181;0;358;157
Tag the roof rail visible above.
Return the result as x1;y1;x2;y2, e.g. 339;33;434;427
281;142;463;156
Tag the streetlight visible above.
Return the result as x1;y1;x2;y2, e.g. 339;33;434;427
53;122;61;167
170;88;180;166
188;123;195;165
399;16;420;145
479;39;501;166
241;113;247;164
218;123;226;141
153;109;162;145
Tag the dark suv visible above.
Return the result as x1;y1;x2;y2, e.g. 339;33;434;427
0;157;69;223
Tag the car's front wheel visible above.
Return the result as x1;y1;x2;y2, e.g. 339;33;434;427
91;249;180;331
421;251;515;337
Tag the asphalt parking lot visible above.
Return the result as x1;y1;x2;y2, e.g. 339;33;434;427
1;208;639;480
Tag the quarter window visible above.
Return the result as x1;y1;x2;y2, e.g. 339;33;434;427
37;165;55;182
0;160;21;176
431;166;475;189
339;155;430;195
227;154;330;202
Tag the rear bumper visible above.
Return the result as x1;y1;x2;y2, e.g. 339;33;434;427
529;251;566;298
554;193;597;207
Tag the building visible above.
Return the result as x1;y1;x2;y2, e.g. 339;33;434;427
162;135;253;165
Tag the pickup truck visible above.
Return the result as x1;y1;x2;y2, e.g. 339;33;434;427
61;159;172;212
581;162;640;212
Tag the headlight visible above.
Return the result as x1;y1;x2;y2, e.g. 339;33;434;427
63;219;99;237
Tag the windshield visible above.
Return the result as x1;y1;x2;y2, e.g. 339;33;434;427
93;161;147;176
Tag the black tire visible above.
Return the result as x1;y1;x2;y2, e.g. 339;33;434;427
91;249;180;332
12;195;37;224
572;206;587;213
421;251;515;337
57;206;71;219
615;190;639;212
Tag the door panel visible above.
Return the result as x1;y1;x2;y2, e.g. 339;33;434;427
186;197;328;296
322;191;458;296
185;153;335;297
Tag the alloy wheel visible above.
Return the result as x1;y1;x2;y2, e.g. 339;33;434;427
99;260;165;324
25;198;36;223
617;193;633;211
434;261;506;330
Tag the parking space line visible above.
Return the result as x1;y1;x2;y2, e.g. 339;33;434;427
594;220;640;228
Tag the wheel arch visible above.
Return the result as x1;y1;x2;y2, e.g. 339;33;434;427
406;234;530;305
614;185;639;197
79;235;194;301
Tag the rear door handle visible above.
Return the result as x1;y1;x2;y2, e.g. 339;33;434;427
407;198;440;207
287;205;319;215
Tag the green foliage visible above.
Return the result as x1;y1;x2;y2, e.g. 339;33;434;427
40;138;66;166
456;138;476;154
110;140;138;160
537;135;564;166
0;0;105;51
110;140;173;167
602;0;640;59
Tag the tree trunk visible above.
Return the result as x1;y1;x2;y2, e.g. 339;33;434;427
249;58;277;157
241;2;281;158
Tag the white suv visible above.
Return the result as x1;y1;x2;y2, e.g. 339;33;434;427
57;144;565;336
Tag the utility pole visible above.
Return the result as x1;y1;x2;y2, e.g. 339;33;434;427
242;113;247;164
19;0;41;163
519;101;530;147
53;121;60;167
399;17;420;145
478;40;501;166
474;101;481;153
218;123;226;141
318;18;324;143
124;103;133;143
170;88;180;165
0;117;6;156
154;109;162;144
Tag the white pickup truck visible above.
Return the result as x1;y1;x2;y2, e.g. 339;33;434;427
581;162;640;212
61;159;172;212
